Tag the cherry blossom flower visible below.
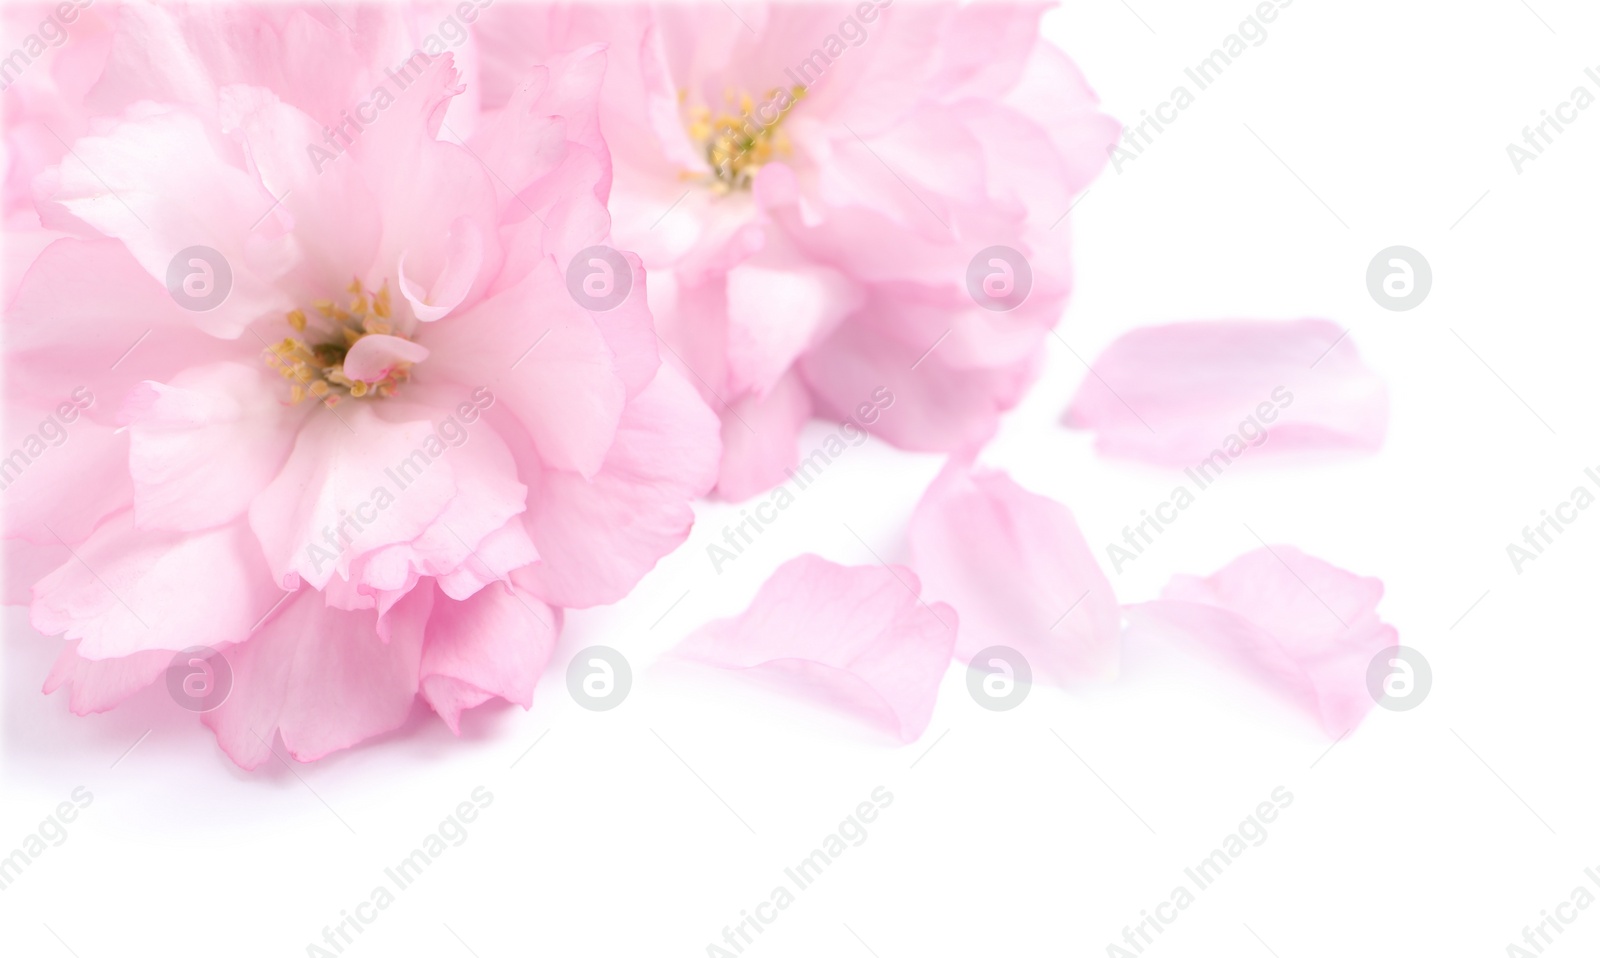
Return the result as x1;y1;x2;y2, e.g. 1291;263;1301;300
5;4;718;767
478;2;1118;498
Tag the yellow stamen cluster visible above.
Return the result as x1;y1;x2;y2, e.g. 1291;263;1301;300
264;278;413;406
685;86;806;193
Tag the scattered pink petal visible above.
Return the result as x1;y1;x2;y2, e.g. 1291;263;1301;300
673;555;957;742
909;462;1119;684
1123;546;1398;736
1063;319;1388;467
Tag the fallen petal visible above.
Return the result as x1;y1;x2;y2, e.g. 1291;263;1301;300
673;555;957;742
1063;319;1388;466
909;462;1119;684
1124;545;1397;736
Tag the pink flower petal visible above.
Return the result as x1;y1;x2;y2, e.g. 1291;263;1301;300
247;402;458;590
673;555;957;742
122;362;308;533
37;105;298;338
909;463;1120;684
800;314;1037;453
30;513;282;660
1123;546;1398;736
724;241;862;398
1063;319;1388;466
512;363;720;608
715;369;812;501
340;335;430;384
396;216;485;323
421;258;626;479
420;581;560;734
202;585;430;769
43;640;170;716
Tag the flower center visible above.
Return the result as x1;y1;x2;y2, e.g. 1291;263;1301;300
684;86;806;193
264;278;415;406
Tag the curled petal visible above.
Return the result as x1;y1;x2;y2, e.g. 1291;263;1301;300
1123;546;1397;737
341;335;430;384
512;363;719;608
909;462;1119;684
31;513;282;660
420;581;560;734
43;641;170;716
1063;319;1388;466
673;555;957;742
202;585;430;769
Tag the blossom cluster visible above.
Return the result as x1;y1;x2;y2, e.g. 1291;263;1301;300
2;2;1393;766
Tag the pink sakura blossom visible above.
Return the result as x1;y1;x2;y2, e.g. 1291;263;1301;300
5;5;718;767
478;2;1119;498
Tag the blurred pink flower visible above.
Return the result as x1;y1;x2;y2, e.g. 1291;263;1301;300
5;4;718;767
479;2;1118;498
1124;546;1398;737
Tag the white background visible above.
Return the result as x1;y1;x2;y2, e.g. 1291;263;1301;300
5;0;1600;955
